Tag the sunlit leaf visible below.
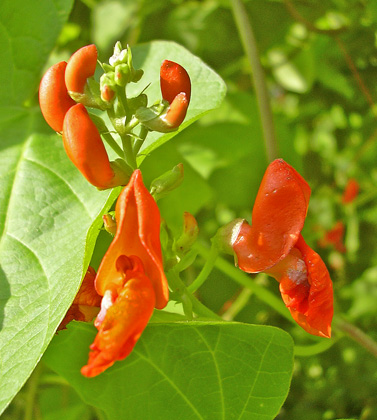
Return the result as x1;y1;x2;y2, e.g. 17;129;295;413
44;321;294;420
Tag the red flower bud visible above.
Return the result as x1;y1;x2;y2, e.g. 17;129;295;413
39;61;76;132
62;103;127;189
65;44;98;94
160;60;191;104
161;92;189;128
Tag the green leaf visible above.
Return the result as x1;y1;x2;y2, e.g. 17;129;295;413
43;321;294;420
0;113;116;414
129;40;226;164
0;0;74;106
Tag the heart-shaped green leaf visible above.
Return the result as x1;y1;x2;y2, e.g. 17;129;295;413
129;40;227;164
44;321;294;420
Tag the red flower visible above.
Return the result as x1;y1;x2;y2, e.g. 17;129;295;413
39;61;76;132
62;103;128;189
58;267;101;330
342;178;359;204
319;221;346;253
81;170;169;377
160;60;191;128
231;159;333;338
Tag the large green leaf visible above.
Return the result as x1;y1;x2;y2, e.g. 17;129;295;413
0;116;116;413
129;40;227;163
0;0;74;106
43;321;294;420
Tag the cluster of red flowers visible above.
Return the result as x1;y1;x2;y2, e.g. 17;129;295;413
40;43;334;378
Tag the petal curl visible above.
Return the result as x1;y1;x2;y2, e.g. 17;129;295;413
81;271;155;377
279;235;334;338
95;170;169;309
233;159;311;272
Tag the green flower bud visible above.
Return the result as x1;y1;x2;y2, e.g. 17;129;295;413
100;72;116;103
213;219;245;259
150;163;184;201
102;213;117;235
114;64;131;86
174;212;199;255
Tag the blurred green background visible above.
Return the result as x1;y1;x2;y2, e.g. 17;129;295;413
4;0;377;419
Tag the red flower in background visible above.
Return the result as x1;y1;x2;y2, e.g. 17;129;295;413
231;159;334;338
342;178;359;204
319;221;346;253
81;170;169;377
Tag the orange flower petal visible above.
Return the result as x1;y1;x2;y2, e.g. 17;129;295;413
58;267;101;330
279;235;334;338
233;159;311;272
160;60;191;104
81;272;155;377
95;170;169;309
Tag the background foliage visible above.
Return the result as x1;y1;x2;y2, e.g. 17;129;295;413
1;0;377;419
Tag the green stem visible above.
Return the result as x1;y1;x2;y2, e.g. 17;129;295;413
222;287;253;321
294;338;336;357
121;133;137;170
101;132;126;159
334;316;377;358
197;243;377;357
168;269;222;320
24;362;43;420
188;243;219;293
230;0;278;162
196;242;293;323
88;113;125;159
133;125;149;157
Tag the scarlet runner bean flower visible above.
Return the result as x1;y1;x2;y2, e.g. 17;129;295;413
136;61;191;131
319;221;346;253
342;178;360;204
62;103;129;189
160;60;191;128
81;170;169;377
58;267;102;330
219;159;334;338
39;61;76;132
65;44;98;94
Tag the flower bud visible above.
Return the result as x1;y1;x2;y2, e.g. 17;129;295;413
65;44;98;94
150;163;184;200
213;219;245;258
100;72;116;103
114;63;131;86
39;61;76;132
161;92;189;128
102;213;117;236
62;104;129;189
109;42;143;83
135;93;189;133
174;212;199;255
160;60;191;103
